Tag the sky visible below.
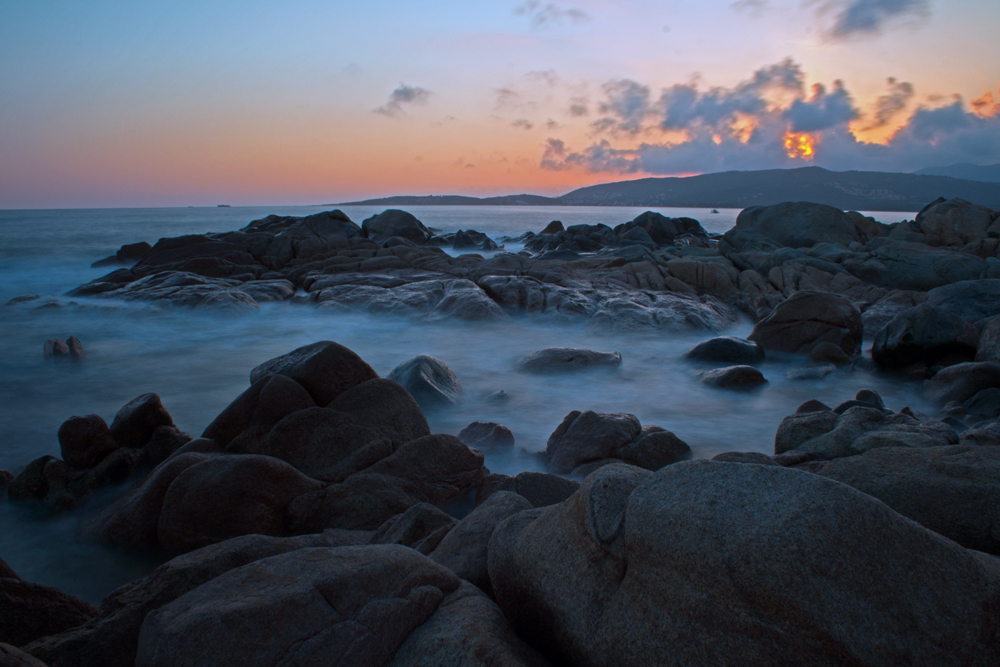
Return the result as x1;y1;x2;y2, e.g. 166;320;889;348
1;0;998;207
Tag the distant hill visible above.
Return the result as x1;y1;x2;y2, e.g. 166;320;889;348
913;163;1000;183
338;166;1000;211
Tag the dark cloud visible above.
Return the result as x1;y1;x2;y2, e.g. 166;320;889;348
827;0;929;39
569;96;589;116
374;84;431;116
594;80;653;135
512;118;534;130
514;1;589;28
784;81;859;132
866;77;915;128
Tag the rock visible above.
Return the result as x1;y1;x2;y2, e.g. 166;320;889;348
976;315;1000;364
66;337;84;360
860;290;927;339
458;422;514;449
327;378;431;449
616;428;692;470
785;364;837;380
250;341;380;406
386;355;462;408
135;545;543;667
475;472;581;508
287;474;426;533
683;336;764;364
748;291;863;355
711;451;780;465
964;388;1000;417
700;365;768;389
0;559;15;580
202;374;315;451
872;303;978;369
109;393;175;449
544;411;641;473
514;348;622;374
925;361;1000;405
43;339;68;358
57;415;119;469
369;503;456;552
728;201;863;248
22;533;368;667
0;572;100;648
616;211;708;245
361;434;485;505
916;197;998;246
809;445;1000;555
488;461;1000;666
157;455;323;551
927;279;1000;323
0;643;47;667
540;220;564;234
361;209;433;245
796;398;832;414
808;341;851;365
430;491;532;596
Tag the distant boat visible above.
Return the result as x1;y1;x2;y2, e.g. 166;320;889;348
710;209;719;213
217;204;231;208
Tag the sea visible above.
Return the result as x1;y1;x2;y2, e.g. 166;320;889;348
0;204;926;603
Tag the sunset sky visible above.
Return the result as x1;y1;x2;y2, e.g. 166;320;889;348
1;0;998;208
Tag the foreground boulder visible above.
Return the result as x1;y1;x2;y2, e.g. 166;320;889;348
749;291;863;355
386;355;462;408
135;545;548;667
514;348;622;374
0;561;100;648
249;341;379;406
489;462;1000;666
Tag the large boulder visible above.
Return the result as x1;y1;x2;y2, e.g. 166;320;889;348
386;355;462;408
926;279;1000;323
915;197;998;246
361;434;485;505
514;348;622;374
871;303;979;369
925;361;1000;405
201;374;315;451
683;336;764;364
135;545;547;667
808;445;1000;555
109;393;174;449
728;202;864;248
488;461;1000;666
157;455;323;551
249;341;379;406
748;291;863;355
475;472;581;508
58;415;119;469
362;210;433;245
369;503;455;552
615;211;707;245
327;379;431;449
544;411;641;473
0;567;100;648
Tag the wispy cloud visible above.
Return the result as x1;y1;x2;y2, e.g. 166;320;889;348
825;0;930;39
511;118;534;130
374;84;431;117
731;0;771;17
866;77;915;129
514;1;590;28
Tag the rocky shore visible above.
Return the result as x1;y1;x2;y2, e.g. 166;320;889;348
4;198;1000;665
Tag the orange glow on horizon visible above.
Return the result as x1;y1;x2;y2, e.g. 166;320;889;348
784;132;816;159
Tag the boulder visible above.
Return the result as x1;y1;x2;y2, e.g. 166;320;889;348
386;355;462;408
369;503;456;552
711;451;780;466
808;445;1000;555
109;394;175;449
157;455;323;551
327;379;431;449
135;545;545;667
728;201;863;248
66;336;84;360
201;374;315;451
362;209;433;245
0;572;100;648
926;279;1000;324
748;291;863;355
964;388;1000;418
458;422;515;449
925;361;1000;405
682;336;764;364
544;411;641;473
916;197;998;246
361;434;485;505
57;415;119;470
860;290;927;339
700;365;768;389
488;461;1000;666
808;341;851;365
615;428;692;470
976;316;1000;363
430;491;532;596
514;348;622;374
249;341;379;406
43;338;69;358
872;303;979;369
475;472;580;508
615;211;707;245
0;643;47;667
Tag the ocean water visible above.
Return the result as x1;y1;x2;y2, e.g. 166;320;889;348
0;204;922;603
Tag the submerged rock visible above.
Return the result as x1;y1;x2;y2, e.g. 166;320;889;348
683;336;764;364
700;365;768;389
386;355;462;408
514;348;622;374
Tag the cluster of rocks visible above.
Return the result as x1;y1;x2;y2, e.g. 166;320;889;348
42;337;84;359
2;339;1000;665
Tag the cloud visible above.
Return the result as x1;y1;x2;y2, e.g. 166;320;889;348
865;77;915;129
731;0;770;17
512;118;534;130
826;0;930;39
972;89;1000;119
569;96;589;116
374;84;431;116
594;80;653;135
524;70;559;86
784;81;859;132
514;1;589;28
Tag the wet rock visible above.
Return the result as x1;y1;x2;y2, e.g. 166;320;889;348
327;378;431;449
808;445;1000;555
135;545;545;667
43;339;69;358
157;455;323;551
683;336;764;364
202;374;315;451
872;303;978;369
0;566;100;648
488;461;1000;667
925;361;1000;405
66;336;84;360
250;340;380;406
458;422;515;449
544;411;641;473
369;503;456;552
362;209;433;245
386;355;462;408
430;491;532;596
514;348;622;374
748;290;863;355
57;415;119;470
475;472;580;508
700;365;768;389
109;393;175;449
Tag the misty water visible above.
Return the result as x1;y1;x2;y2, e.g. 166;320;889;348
0;204;922;603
